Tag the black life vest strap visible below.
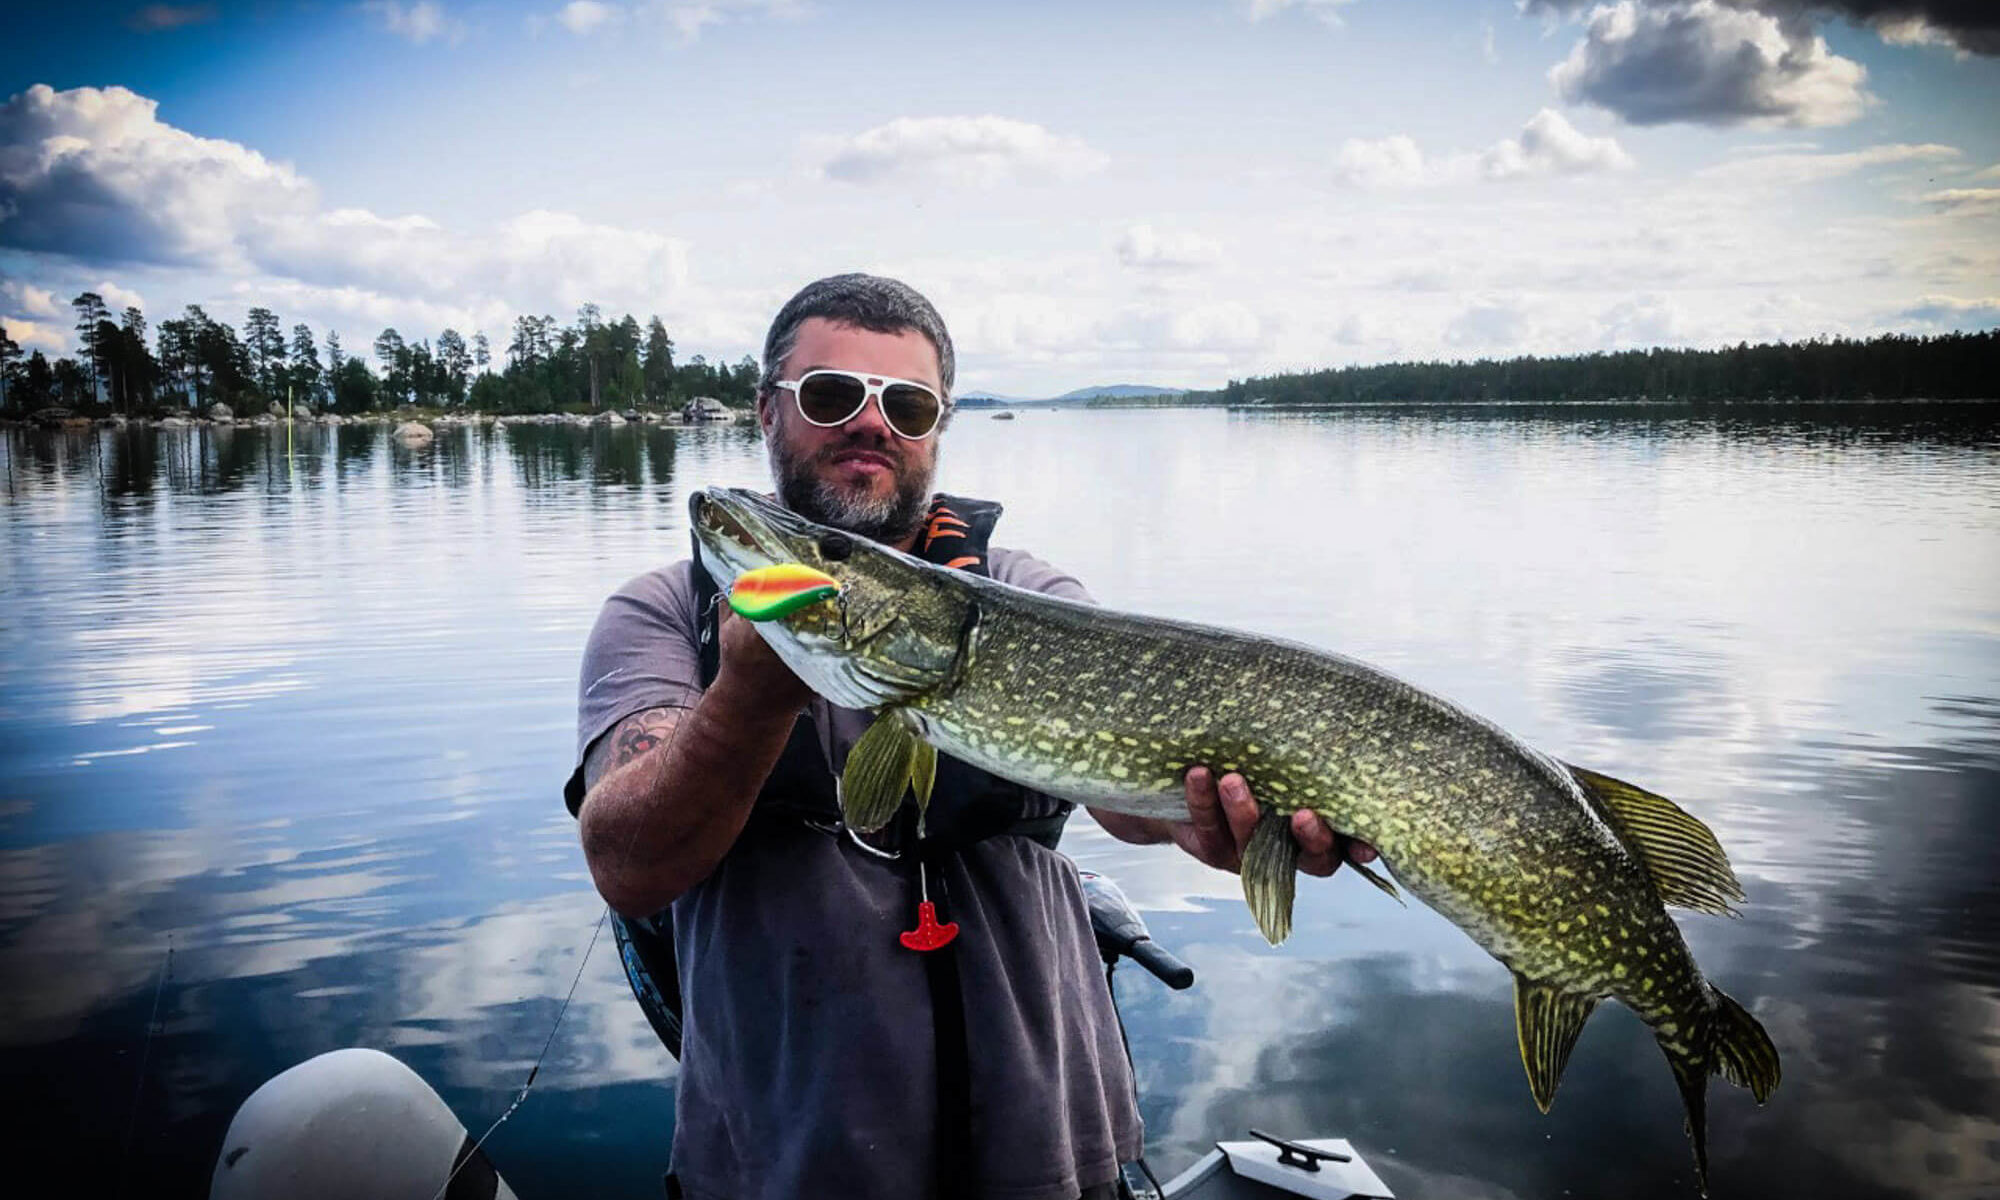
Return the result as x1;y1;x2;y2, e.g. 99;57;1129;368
918;836;973;1193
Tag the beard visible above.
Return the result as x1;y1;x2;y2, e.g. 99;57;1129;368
767;416;934;545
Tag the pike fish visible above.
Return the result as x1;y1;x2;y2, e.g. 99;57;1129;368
690;486;1779;1192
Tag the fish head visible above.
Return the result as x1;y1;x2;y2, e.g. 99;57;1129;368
690;487;974;710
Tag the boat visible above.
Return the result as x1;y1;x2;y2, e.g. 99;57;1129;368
991;411;1016;420
209;871;1394;1200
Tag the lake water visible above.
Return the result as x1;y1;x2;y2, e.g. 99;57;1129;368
3;405;1998;1200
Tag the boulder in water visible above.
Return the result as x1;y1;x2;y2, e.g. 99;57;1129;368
393;421;435;447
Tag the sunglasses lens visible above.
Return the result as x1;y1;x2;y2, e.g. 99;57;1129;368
796;373;868;424
881;384;942;438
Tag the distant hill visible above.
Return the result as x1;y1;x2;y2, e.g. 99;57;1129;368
953;391;1026;408
1053;384;1187;401
956;384;1190;406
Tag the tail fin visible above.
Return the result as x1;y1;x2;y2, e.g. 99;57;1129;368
1659;987;1781;1196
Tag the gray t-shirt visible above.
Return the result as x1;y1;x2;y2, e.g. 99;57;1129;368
572;548;1143;1200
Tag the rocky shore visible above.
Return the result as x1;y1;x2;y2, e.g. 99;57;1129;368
5;402;744;434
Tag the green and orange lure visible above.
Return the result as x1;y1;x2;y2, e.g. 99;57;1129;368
728;563;843;621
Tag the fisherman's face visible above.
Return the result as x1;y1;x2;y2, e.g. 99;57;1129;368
760;317;945;547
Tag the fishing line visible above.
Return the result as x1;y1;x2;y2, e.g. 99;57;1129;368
430;612;710;1200
119;934;173;1195
427;910;609;1200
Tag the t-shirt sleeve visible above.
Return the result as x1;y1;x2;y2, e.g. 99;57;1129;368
987;546;1093;604
565;560;704;815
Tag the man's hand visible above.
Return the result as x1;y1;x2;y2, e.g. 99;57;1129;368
1169;766;1377;877
715;608;813;713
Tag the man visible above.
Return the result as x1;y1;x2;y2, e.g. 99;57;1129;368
567;274;1373;1199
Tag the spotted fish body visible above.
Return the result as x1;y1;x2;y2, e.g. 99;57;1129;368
691;487;1779;1193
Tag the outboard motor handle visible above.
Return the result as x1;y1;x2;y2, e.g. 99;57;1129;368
1079;870;1195;990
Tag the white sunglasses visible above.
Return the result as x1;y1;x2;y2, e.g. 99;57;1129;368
770;369;948;440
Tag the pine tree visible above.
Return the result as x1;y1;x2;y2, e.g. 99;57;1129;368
374;328;409;405
643;316;675;407
244;307;284;399
0;324;19;412
436;329;470;406
72;292;110;404
290;323;323;407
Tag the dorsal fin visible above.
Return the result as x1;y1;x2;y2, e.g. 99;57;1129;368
1566;764;1745;917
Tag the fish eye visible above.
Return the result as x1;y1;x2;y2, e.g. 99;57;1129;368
818;533;852;561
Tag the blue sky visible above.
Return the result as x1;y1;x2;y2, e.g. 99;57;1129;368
2;0;1996;394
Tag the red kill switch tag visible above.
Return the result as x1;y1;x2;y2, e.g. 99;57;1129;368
899;901;959;951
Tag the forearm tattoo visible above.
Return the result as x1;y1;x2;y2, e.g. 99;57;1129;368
616;708;677;764
584;706;682;789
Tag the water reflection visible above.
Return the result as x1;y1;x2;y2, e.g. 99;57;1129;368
1;406;1997;1198
1112;705;2000;1200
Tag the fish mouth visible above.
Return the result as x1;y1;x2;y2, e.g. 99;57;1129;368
689;489;816;586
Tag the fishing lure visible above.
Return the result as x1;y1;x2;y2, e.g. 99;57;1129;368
728;563;842;621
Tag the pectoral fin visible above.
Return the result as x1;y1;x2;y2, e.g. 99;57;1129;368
1241;809;1299;946
909;739;937;819
1346;856;1405;906
1514;974;1599;1114
842;713;916;833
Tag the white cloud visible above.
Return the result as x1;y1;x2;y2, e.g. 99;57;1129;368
0;84;315;268
555;0;620;34
1871;14;1962;51
1550;1;1872;127
1334;110;1631;188
93;280;146;313
15;282;62;317
647;0;801;41
363;0;464;45
817;116;1109;187
1524;0;2000;57
1479;108;1634;178
1890;294;2000;330
0;85;692;342
1975;165;2000;182
1596;293;1688;346
1332;134;1433;188
1116;224;1225;272
1242;0;1359;27
1696;141;1959;187
1920;187;2000;215
0;315;67;351
1445;297;1535;349
1101;300;1267;354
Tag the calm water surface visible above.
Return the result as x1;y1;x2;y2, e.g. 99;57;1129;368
3;405;1997;1199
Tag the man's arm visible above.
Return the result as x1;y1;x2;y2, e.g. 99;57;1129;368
576;612;812;917
1090;767;1376;879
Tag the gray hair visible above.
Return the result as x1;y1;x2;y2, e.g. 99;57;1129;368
759;273;956;398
